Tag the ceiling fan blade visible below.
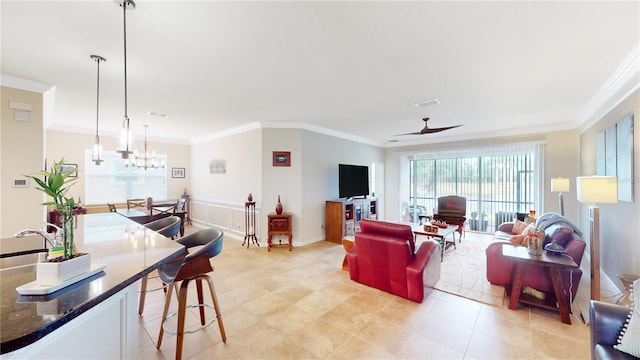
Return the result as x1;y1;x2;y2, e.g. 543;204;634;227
395;117;463;136
395;131;424;136
420;124;463;134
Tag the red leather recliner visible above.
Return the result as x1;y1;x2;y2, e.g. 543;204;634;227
347;219;441;303
433;195;467;239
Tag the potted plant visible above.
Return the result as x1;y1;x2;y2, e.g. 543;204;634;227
25;158;90;285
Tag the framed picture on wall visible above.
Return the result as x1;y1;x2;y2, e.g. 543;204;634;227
273;151;291;167
616;113;634;202
61;163;78;177
172;167;185;178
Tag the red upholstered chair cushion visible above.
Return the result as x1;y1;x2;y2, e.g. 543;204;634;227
445;203;465;211
347;219;441;303
359;219;415;254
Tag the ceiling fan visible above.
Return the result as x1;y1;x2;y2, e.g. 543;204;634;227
396;117;463;136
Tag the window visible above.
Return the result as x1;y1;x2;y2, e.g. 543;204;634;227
84;150;168;205
402;143;542;232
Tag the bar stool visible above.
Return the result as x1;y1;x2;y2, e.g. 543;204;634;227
138;216;182;315
156;228;226;359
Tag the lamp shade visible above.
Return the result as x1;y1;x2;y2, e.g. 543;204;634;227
576;176;617;204
550;178;570;192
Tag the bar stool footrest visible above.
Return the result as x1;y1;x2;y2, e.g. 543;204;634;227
162;303;218;335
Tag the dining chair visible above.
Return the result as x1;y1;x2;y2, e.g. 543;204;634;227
127;198;147;210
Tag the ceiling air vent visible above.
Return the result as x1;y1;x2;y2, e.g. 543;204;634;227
414;98;440;109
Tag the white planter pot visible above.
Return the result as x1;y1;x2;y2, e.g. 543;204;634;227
37;253;92;285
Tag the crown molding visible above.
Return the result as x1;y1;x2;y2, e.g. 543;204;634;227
191;120;385;147
0;75;53;93
578;44;640;133
191;121;262;144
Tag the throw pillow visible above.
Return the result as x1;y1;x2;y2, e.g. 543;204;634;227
509;234;527;245
546;225;573;248
524;215;536;224
512;220;528;235
615;279;640;357
520;223;536;236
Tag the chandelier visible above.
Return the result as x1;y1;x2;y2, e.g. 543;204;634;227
115;0;134;159
90;54;106;165
125;125;165;170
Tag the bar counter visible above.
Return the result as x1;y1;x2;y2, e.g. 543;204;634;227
0;213;185;356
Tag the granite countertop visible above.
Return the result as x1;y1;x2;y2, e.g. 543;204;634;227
0;213;185;354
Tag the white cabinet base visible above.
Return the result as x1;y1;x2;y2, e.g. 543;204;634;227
2;283;138;359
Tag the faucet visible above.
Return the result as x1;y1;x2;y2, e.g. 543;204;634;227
14;223;63;249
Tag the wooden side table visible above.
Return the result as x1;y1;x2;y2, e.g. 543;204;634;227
267;213;292;251
502;244;578;324
341;236;355;270
616;273;640;307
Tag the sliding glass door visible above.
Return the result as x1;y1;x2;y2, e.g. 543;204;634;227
402;144;542;232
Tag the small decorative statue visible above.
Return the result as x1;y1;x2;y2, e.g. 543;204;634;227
248;193;253;202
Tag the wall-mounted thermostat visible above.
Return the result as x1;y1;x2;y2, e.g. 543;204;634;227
13;179;28;187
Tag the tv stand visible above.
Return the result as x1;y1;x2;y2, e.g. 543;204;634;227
346;196;367;201
325;198;377;244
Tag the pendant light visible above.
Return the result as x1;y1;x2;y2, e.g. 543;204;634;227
116;0;135;159
125;125;165;170
90;54;106;165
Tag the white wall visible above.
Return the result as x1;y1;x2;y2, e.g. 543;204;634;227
1;86;44;237
189;127;384;246
190;129;263;238
298;130;384;244
579;89;640;287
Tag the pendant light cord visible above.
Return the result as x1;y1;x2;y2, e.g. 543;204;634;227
123;3;128;118
116;0;135;159
95;57;101;139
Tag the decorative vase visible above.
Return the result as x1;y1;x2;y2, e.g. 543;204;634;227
60;213;75;259
527;235;542;256
37;253;91;285
248;193;253;202
275;195;283;215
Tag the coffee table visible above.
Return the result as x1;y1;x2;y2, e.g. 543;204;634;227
501;244;578;324
412;224;458;261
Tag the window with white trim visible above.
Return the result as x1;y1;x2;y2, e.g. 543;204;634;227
84;150;168;205
401;143;543;232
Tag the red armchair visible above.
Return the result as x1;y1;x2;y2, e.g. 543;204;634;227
433;195;467;239
347;219;441;303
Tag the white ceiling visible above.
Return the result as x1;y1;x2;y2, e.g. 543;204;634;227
2;1;639;147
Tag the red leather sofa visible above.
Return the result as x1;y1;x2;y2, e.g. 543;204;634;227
347;219;441;303
486;217;586;301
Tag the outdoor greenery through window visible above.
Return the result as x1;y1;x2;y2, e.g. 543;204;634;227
401;143;543;232
84;150;168;205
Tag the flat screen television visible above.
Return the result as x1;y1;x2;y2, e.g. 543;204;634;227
338;164;370;199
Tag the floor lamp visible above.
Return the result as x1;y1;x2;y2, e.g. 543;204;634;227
550;177;570;216
576;176;617;301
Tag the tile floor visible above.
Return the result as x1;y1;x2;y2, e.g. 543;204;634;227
136;225;592;359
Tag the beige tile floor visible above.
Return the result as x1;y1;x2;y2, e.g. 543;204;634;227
136;225;592;359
